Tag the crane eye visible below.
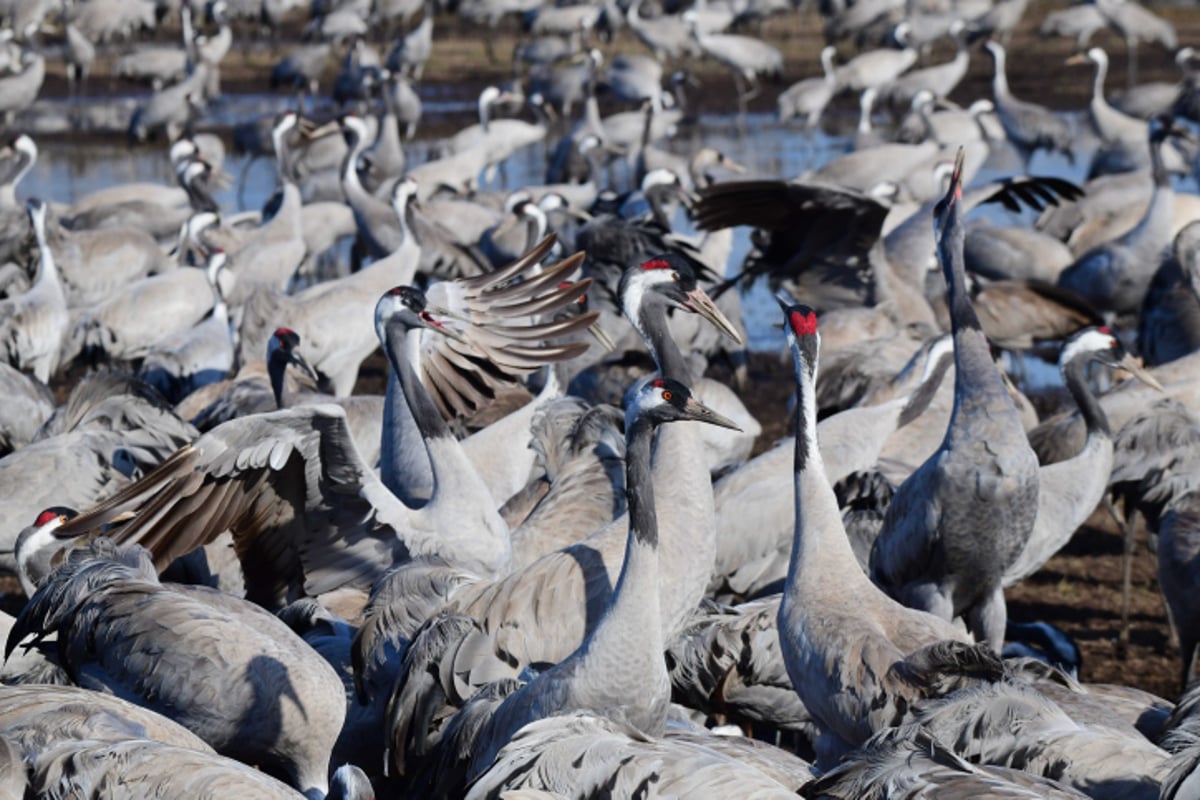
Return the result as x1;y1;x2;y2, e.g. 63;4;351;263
661;389;673;401
671;271;679;281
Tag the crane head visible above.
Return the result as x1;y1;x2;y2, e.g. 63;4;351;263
376;286;467;344
620;253;743;344
628;377;741;431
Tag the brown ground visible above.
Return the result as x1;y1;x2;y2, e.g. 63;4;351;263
15;1;1194;704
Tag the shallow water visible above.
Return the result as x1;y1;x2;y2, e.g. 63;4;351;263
14;102;1149;365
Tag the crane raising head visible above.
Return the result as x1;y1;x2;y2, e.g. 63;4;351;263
628;377;741;432
933;147;966;245
774;291;819;380
375;286;468;344
620;252;743;344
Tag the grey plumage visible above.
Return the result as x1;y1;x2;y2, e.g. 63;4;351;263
870;154;1040;651
985;41;1073;164
7;540;345;797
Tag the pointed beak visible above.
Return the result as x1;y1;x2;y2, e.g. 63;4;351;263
1115;353;1165;392
419;307;469;345
289;349;320;383
721;155;747;174
682;396;742;431
587;321;617;351
1065;52;1088;66
683;286;743;345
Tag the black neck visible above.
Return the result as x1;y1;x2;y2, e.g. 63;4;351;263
625;417;658;546
384;321;452;440
638;302;693;384
267;350;287;408
1063;356;1110;437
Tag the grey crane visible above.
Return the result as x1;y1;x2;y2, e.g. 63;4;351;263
43;208;172;309
464;379;738;785
778;45;837;127
705;333;953;601
64;212;221;367
1040;3;1106;50
339;113;407;259
128;62;211;143
25;738;311;798
602;51;664;107
63;22;95;95
263;328;383;466
774;296;989;761
1058;117;1179;314
53;291;516;609
1002;327;1161;587
0;132;36;209
878;20;969;110
869;151;1040;651
916;679;1174;799
360;256;743;770
968;0;1029;46
136;250;233;403
1094;0;1177;87
0;362;51;456
0;49;43;125
805;724;1089;798
465;711;808;799
1113;46;1198;120
1109;400;1200;688
7;539;345;798
386;3;433;80
686;15;782;114
0;373;196;573
1140;220;1200;366
270;43;331;95
0;199;67;383
0;684;214;754
625;0;694;61
834;23;917;93
984;40;1073;167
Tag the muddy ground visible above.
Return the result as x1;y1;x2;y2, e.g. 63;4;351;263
14;1;1198;703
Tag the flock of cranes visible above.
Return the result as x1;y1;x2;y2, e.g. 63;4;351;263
0;0;1197;797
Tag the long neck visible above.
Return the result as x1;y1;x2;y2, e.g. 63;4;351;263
32;216;62;296
991;49;1009;98
380;364;434;502
786;339;868;593
1062;356;1110;437
574;414;667;732
637;303;693;384
341;130;374;203
1092;57;1108;113
267;352;288;408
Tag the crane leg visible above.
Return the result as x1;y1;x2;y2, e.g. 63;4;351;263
1118;503;1140;658
1126;38;1138;89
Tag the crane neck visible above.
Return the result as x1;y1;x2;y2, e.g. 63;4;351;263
1091;56;1108;113
633;301;695;384
625;415;659;546
1062;356;1110;438
786;334;869;594
31;212;62;294
379;320;447;506
990;48;1010;99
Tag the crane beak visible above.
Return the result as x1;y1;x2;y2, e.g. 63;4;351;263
720;154;747;173
418;307;469;345
682;286;743;345
289;349;320;383
1115;353;1165;392
681;396;742;431
1064;52;1088;66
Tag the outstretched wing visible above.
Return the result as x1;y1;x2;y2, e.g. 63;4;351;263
420;237;600;419
54;405;409;608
